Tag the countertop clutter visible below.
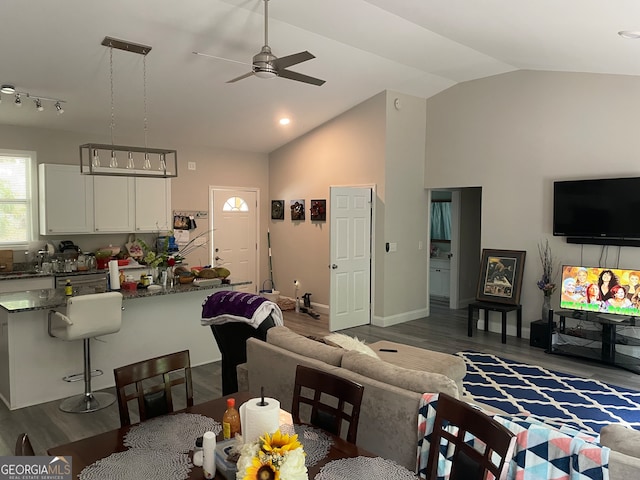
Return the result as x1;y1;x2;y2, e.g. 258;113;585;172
0;280;251;313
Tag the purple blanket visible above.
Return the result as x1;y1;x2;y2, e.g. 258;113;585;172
201;291;268;319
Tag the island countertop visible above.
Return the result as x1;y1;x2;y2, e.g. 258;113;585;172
0;280;251;313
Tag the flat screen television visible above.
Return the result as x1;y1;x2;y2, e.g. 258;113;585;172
560;265;640;317
553;177;640;239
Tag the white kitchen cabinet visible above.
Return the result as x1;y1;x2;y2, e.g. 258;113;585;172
93;176;135;232
134;177;171;232
39;164;94;234
429;258;450;298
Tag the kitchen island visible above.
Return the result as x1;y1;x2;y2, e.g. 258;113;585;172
0;281;250;410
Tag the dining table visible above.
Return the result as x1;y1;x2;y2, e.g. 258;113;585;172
47;391;375;479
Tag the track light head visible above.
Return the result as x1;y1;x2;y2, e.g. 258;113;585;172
14;94;22;107
55;101;64;114
35;99;44;111
1;84;15;95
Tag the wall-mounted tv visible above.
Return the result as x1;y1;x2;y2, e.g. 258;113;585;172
553;177;640;240
560;265;640;317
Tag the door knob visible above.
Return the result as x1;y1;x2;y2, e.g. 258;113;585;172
330;264;338;269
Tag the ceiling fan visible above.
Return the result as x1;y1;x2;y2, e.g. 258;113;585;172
194;0;325;86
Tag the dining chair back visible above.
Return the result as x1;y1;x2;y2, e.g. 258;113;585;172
15;433;35;456
113;350;193;427
291;364;364;443
424;392;517;480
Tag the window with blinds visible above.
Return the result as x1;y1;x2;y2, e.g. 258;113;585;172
0;152;36;245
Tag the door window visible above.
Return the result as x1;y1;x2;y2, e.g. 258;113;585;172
222;196;249;212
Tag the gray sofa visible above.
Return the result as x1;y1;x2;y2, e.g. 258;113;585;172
237;326;469;470
237;326;640;477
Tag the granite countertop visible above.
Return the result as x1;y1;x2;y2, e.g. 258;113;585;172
0;280;251;313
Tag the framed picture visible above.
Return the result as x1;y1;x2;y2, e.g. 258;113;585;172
476;249;526;305
290;199;305;221
271;200;284;220
310;199;326;221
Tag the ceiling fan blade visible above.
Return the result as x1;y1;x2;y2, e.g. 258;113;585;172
278;69;325;86
193;51;253;67
227;71;255;83
273;51;315;70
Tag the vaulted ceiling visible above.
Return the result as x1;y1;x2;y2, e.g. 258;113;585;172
2;0;640;153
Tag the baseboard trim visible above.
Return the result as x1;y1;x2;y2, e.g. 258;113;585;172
372;307;429;327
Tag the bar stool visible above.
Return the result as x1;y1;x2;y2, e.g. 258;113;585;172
48;291;123;413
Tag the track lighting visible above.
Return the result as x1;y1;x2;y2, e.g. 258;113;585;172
0;83;66;114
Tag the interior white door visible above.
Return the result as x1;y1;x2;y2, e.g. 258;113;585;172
329;187;372;331
211;188;258;294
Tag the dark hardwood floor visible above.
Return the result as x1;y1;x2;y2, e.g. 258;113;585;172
3;298;640;456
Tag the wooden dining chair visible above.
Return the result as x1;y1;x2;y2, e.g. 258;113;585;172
291;364;364;443
15;433;35;456
424;392;516;480
113;350;193;427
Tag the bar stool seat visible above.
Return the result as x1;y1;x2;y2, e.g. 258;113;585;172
49;291;123;413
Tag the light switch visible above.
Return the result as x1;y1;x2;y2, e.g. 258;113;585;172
418;241;423;250
188;162;196;171
389;242;397;252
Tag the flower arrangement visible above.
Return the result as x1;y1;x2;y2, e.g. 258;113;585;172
137;230;212;269
236;430;308;480
138;234;177;269
537;239;558;296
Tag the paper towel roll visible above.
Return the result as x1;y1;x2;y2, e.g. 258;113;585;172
108;260;120;290
239;397;280;444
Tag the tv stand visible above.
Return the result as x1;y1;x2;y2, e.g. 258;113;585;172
548;308;640;374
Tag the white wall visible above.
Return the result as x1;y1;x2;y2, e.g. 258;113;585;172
426;70;640;322
269;90;429;325
0;124;270;286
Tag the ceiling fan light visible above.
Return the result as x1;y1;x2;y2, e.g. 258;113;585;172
14;94;22;107
255;71;277;79
1;84;16;95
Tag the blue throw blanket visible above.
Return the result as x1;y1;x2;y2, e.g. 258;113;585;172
417;393;610;480
200;290;283;328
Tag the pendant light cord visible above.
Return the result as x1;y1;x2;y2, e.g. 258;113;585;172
109;45;115;147
143;54;148;152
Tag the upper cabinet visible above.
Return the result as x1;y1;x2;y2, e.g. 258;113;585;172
93;176;135;233
39;164;172;235
134;177;171;232
39;164;94;234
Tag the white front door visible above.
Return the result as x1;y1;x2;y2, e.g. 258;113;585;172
210;188;258;293
329;186;372;331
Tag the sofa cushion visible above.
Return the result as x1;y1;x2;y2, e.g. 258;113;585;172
341;350;459;398
368;340;466;383
266;326;343;366
600;424;640;458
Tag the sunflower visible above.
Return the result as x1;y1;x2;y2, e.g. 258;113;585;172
243;457;279;480
260;431;302;455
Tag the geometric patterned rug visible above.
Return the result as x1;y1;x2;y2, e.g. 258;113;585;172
457;351;640;435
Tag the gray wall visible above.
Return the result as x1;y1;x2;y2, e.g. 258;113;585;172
426;69;640;321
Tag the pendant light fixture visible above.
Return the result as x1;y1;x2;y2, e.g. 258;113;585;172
80;36;177;178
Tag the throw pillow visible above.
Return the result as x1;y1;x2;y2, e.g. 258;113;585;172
324;333;378;358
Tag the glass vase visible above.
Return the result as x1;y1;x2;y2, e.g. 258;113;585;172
541;295;551;322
